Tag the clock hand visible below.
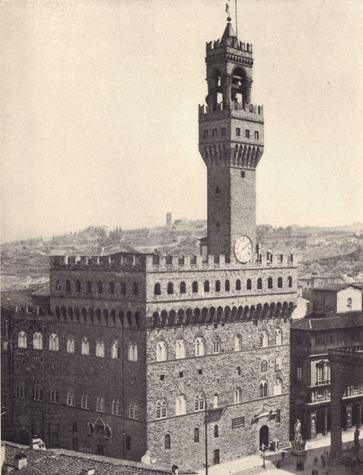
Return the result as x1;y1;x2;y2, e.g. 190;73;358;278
240;243;250;252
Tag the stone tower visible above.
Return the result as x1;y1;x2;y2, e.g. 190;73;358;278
199;19;264;260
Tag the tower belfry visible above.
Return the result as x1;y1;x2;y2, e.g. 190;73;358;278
199;19;264;261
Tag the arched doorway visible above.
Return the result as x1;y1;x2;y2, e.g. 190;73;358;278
260;425;269;449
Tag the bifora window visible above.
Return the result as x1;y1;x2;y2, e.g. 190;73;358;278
111;341;121;359
81;395;89;409
96;396;105;413
195;337;205;356
194;394;205;412
156;400;167;419
67;391;75;406
49;334;59;351
34;384;43;401
259;382;268;398
112;399;122;416
129;402;138;419
156;341;167;361
33;332;43;350
18;331;27;348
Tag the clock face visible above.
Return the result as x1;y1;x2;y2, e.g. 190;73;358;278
234;235;253;263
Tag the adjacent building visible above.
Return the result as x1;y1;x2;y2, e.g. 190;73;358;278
290;313;363;441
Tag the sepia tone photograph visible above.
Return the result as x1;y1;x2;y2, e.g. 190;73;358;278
1;1;363;473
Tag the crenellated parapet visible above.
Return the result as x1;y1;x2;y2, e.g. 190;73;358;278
207;39;253;54
49;251;297;273
50;253;147;272
199;102;264;120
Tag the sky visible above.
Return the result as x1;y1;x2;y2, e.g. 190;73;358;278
1;0;363;243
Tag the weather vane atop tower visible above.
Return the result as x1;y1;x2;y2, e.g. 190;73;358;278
226;1;231;22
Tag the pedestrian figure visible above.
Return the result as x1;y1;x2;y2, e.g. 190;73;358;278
314;456;318;465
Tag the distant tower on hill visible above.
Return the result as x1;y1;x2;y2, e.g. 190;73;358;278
199;19;264;259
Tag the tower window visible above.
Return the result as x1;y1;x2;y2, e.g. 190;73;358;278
247;279;252;290
278;277;283;288
236;279;241;290
180;281;186;293
241;171;245;178
245;129;250;138
203;130;208;138
192;281;198;293
204;280;210;293
212;128;217;137
221;127;226;136
215;280;221;292
167;282;173;295
225;280;230;291
236;127;241;136
216;186;220;194
165;434;171;450
254;131;259;139
257;278;263;290
154;283;161;295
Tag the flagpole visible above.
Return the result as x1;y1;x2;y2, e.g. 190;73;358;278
235;0;238;38
205;402;208;475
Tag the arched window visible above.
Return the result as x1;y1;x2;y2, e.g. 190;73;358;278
112;399;122;415
109;281;115;294
34;384;43;401
67;391;75;406
261;360;268;372
165;433;171;450
192;281;198;293
97;281;103;294
55;280;61;291
268;277;273;289
111;341;121;359
194;394;205;412
156;341;168;361
194;428;200;443
204;281;210;292
180;281;186;293
96;339;105;358
128;343;138;361
195;337;205;356
154;283;161;295
129;402;138;419
17;382;27;399
213;394;219;408
81;394;90;409
86;281;92;293
215;280;221;292
81;337;89;355
234;334;242;351
33;332;42;350
234;388;242;404
274;328;282;346
247;279;252;290
278;277;283;288
259;381;268;398
275;357;282;371
49;333;59;351
236;279;241;291
121;282;127;295
167;282;173;295
132;282;138;295
274;379;282;395
50;388;59;403
276;409;281;423
347;297;352;308
213;339;220;354
67;336;75;354
260;331;268;348
175;395;186;415
96;396;105;412
156;400;167;419
214;425;219;438
257;278;263;290
66;280;71;293
288;276;293;288
18;332;28;348
175;340;186;359
225;280;230;291
76;280;81;292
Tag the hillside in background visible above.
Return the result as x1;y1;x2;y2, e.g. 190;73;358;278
1;222;363;290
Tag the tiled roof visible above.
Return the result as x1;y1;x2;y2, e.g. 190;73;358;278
31;285;50;297
1;290;34;308
291;312;363;332
3;442;173;475
312;284;362;291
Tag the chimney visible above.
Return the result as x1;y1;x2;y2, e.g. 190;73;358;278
15;453;27;470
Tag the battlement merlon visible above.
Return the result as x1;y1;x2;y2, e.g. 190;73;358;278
199;103;264;121
50;251;298;273
207;39;253;55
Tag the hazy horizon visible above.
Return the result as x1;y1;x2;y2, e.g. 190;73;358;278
1;0;363;244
